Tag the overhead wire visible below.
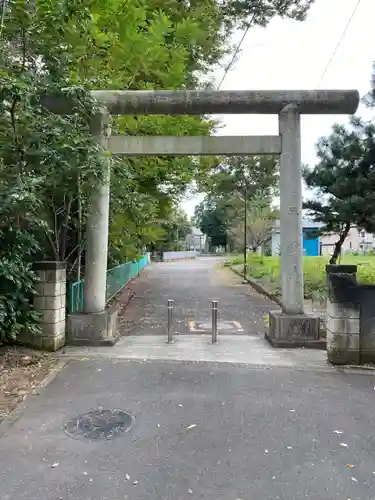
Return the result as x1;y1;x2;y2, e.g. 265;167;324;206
316;0;362;88
217;15;255;90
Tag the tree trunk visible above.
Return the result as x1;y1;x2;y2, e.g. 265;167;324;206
329;222;351;264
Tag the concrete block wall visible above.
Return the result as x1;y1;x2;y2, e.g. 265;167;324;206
326;264;369;365
32;261;66;351
358;285;375;363
163;250;198;261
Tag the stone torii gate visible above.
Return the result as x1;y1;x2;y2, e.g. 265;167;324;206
48;89;359;345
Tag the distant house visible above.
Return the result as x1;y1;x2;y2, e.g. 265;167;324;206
320;227;374;255
186;227;206;252
271;219;323;257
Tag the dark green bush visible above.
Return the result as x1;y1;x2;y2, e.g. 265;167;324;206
0;228;40;343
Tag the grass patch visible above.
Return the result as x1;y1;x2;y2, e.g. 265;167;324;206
226;254;375;300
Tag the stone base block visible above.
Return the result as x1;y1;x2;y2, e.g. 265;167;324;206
359;336;375;364
266;310;320;348
18;330;65;352
327;331;360;365
67;307;119;346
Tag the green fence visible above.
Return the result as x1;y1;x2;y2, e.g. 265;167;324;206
68;254;149;314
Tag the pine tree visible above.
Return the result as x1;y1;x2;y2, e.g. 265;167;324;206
303;118;375;263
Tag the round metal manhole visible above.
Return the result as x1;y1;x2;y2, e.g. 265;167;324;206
64;409;134;441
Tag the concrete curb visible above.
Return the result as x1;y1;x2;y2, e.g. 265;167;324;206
338;364;375;373
229;266;282;307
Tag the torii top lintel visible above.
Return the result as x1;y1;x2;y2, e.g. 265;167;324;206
44;89;360;115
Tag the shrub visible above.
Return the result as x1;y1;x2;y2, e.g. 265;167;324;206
0;229;40;343
229;254;375;300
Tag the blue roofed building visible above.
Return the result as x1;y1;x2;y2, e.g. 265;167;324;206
271;219;324;257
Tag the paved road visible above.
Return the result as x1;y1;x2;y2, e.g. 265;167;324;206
1;257;375;499
1;360;375;500
119;257;274;336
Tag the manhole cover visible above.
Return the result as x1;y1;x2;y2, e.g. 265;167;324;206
64;409;134;441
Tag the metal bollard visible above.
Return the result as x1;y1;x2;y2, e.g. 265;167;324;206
167;299;174;343
211;300;218;344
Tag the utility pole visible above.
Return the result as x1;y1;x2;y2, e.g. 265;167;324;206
243;182;248;282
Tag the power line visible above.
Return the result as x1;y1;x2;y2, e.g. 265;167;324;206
217;16;255;90
316;0;362;88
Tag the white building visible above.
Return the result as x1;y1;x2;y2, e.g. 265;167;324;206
186;227;206;251
320;227;374;255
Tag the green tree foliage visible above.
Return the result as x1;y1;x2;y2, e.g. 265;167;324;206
195;156;279;251
303;118;375;264
0;187;42;343
0;0;315;341
362;62;375;108
158;208;192;252
221;0;315;28
195;198;229;251
227;190;277;252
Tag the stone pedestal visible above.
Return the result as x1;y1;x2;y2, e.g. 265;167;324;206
67;304;119;346
22;261;66;351
266;310;321;348
326;265;360;365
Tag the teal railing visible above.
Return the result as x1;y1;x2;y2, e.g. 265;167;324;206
68;254;149;314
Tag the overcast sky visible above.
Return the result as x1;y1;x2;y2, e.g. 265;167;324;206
182;0;375;218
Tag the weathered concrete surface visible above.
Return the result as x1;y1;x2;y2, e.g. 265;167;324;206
109;135;282;156
67;307;119;346
360;285;375;363
41;89;360;115
326;265;361;365
84;110;111;314
63;334;327;368
115;257;274;337
279;104;304;314
1;359;375;500
2;257;375;499
63;257;327;365
267;310;321;349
